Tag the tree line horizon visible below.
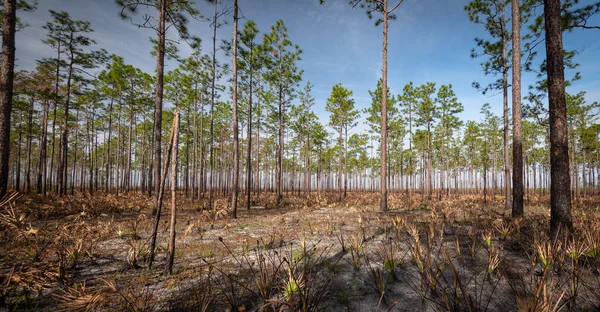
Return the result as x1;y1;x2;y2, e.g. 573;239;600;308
1;0;599;238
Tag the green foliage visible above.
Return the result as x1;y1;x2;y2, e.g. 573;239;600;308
415;82;438;129
116;0;201;41
325;83;358;133
364;78;398;136
0;0;37;31
464;0;510;94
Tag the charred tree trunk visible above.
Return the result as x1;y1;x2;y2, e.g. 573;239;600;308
512;0;524;218
0;0;16;197
545;0;572;239
38;98;49;194
501;5;511;210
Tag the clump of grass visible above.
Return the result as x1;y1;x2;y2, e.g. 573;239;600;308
53;280;117;312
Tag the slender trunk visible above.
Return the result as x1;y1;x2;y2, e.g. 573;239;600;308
15;116;22;191
192;81;198;201
276;63;284;205
165;111;180;275
245;54;254;209
152;0;166;211
70;109;79;195
427;120;432;200
115;108;121;195
501;4;511;210
583;151;587;197
49;42;62;193
255;76;261;196
148;112;178;269
25;96;34;192
127;93;134;194
57;62;73;196
38;98;49;194
184;111;190;197
439;118;445;200
408;105;412;207
231;0;239;218
105;97;113;192
512;0;524;217
89;107;96;193
380;0;389;212
483;140;487;203
344;125;348;198
571;125;578;200
338;115;343;202
208;2;218;211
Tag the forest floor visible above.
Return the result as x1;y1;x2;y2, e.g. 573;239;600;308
1;191;600;311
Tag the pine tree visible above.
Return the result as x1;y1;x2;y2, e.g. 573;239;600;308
325;83;357;202
263;20;302;206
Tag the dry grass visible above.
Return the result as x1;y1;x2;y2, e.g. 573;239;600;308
1;190;600;311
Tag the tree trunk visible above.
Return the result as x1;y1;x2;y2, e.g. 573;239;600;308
545;0;572;238
152;0;166;212
208;2;218;211
70;109;79;195
0;0;16;197
25;96;34;192
127;97;134;194
439;118;445;200
165;111;179;275
192;82;198;201
344;125;349;198
427;121;432;200
115;109;121;195
276;66;284;206
338;115;343;202
148;112;178;269
15;116;21;191
231;0;239;218
512;0;524;217
380;0;389;212
38;98;49;194
246;60;253;209
57;63;73;196
501;4;511;210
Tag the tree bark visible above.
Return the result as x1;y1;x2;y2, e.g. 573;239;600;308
245;53;254;210
208;1;218;211
25;96;34;192
0;0;17;197
37;98;49;194
545;0;572;239
501;4;511;210
57;63;73;196
148;111;178;269
276;60;284;206
231;0;239;218
337;113;343;202
512;0;524;218
153;0;166;211
165;111;179;275
380;0;389;212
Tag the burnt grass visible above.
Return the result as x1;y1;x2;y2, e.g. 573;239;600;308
1;191;600;311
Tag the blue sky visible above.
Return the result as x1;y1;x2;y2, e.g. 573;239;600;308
15;0;600;134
